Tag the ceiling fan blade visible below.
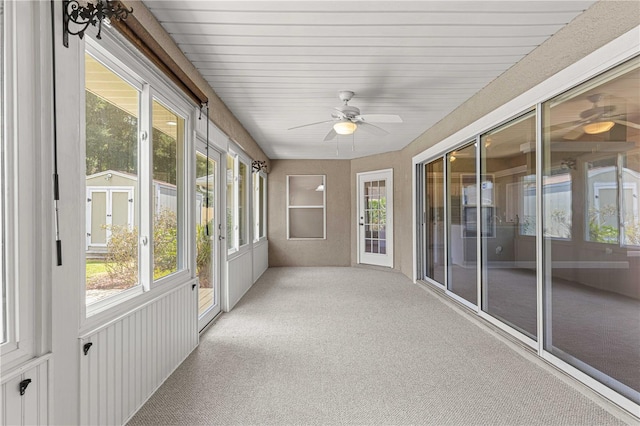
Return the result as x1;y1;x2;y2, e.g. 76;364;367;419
356;114;403;123
288;120;334;130
550;120;582;132
612;119;640;130
332;108;346;119
357;121;389;136
323;128;337;141
563;125;584;141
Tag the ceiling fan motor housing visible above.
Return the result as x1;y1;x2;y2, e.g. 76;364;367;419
337;104;361;118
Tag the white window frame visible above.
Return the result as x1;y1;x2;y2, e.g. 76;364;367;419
238;156;250;248
226;151;238;254
226;146;252;257
1;0;40;369
253;170;267;242
148;91;191;288
82;28;195;320
1;0;7;350
286;175;327;240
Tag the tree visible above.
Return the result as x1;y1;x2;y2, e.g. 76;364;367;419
152;131;177;185
85;91;138;176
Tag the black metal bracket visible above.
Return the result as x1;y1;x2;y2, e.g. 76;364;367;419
252;160;268;173
83;342;93;355
63;0;133;48
19;379;32;396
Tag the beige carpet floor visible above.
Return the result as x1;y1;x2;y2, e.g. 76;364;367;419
128;267;629;425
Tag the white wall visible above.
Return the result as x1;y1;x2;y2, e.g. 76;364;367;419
79;283;197;425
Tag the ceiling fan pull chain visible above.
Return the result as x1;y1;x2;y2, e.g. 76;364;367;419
352;132;355;152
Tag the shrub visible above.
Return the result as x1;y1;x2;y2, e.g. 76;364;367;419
102;208;180;287
153;208;178;274
196;221;213;288
105;225;138;287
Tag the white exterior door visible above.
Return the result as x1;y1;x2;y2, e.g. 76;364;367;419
358;169;393;268
196;146;222;331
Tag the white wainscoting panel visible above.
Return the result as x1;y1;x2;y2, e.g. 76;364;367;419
1;355;51;425
227;250;254;310
253;240;269;283
79;283;198;425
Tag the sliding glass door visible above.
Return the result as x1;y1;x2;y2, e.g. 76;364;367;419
480;112;537;339
417;55;639;408
447;143;477;306
542;57;639;402
424;159;445;284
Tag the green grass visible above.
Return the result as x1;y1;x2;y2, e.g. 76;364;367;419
86;260;177;281
86;260;110;279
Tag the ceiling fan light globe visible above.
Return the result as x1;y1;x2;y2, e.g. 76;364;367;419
583;120;615;134
334;120;357;135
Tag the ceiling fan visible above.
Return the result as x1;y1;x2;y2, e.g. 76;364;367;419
288;91;403;141
556;93;640;140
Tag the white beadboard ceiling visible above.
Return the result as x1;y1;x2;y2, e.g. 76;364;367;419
144;1;596;159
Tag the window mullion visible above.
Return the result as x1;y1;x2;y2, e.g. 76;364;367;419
234;155;239;249
139;84;152;291
617;153;624;247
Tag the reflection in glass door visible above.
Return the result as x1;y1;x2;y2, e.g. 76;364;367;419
542;57;640;402
447;143;477;306
196;148;221;330
480;112;537;340
424;159;445;284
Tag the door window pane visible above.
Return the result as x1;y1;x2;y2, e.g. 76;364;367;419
543;57;640;402
85;52;140;305
447;144;477;305
364;180;387;254
425;158;445;284
152;100;184;280
196;152;216;316
480;112;537;339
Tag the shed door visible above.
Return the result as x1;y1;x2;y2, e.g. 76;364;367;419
86;187;134;249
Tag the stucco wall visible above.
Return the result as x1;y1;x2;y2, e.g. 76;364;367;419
268;159;351;266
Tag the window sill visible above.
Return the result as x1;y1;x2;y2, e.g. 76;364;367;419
80;271;194;336
227;243;251;261
85;285;144;318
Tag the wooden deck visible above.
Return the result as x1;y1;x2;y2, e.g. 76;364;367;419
198;287;214;316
